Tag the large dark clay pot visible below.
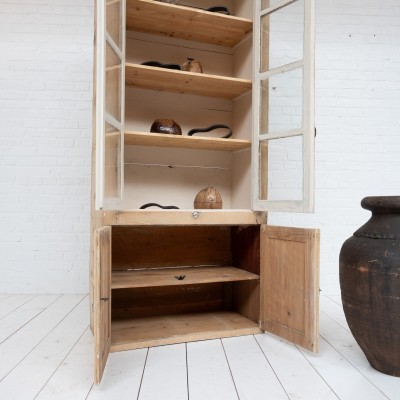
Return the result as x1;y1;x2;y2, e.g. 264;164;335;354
339;196;400;376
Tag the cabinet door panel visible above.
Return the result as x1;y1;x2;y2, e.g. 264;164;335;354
260;225;319;352
253;0;315;212
93;226;112;384
95;0;125;209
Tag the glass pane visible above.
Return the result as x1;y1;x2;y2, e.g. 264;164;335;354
106;43;122;122
104;122;121;199
260;67;303;134
106;0;122;49
261;0;304;72
259;136;303;201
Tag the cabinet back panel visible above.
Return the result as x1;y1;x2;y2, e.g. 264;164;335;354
126;35;233;77
125;88;233;137
111;282;230;319
112;226;232;270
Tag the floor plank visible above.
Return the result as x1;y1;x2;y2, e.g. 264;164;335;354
35;328;93;400
138;343;187;400
255;333;339;400
0;294;60;344
298;336;390;400
320;312;400;400
0;296;89;400
320;296;350;331
87;348;147;400
0;294;86;381
0;294;36;319
0;294;398;400
222;335;288;400
0;294;12;303
187;339;239;400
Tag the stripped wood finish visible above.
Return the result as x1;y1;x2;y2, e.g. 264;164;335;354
126;0;252;47
112;266;259;289
125;63;252;100
260;225;320;352
110;311;262;352
101;210;268;226
124;131;251;151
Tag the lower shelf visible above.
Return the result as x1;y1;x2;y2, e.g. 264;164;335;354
110;311;262;352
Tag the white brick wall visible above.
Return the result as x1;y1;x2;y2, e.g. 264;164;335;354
0;0;94;293
1;0;399;294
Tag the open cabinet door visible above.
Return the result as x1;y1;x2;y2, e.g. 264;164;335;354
95;0;125;210
260;225;319;351
93;227;112;384
252;0;315;213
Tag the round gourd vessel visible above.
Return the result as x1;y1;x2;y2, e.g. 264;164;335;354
193;187;222;209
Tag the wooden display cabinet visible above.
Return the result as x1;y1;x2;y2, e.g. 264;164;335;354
92;0;318;384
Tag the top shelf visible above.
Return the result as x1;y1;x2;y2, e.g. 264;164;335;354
126;0;253;47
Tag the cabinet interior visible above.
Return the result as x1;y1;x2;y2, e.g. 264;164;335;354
110;224;262;351
122;0;254;210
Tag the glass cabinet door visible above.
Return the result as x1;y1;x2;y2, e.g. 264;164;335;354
95;0;125;210
253;0;315;213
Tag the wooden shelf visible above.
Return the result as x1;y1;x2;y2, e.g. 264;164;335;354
125;64;252;100
126;0;252;47
111;311;261;352
112;266;259;289
124;131;251;151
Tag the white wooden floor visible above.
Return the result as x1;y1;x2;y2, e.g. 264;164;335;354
0;294;399;400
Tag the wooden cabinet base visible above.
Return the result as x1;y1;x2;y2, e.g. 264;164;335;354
110;311;262;352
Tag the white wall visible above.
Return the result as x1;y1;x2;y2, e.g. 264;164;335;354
0;0;94;293
1;0;399;294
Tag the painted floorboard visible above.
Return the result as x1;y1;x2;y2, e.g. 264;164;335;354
0;294;35;319
320;312;400;400
35;328;93;400
0;295;398;400
87;348;147;400
299;336;390;400
222;335;288;400
255;333;339;400
320;296;350;331
0;294;60;344
0;296;89;400
187;339;239;400
138;343;187;400
0;294;86;381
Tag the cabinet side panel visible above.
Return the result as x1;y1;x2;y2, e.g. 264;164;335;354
260;225;319;352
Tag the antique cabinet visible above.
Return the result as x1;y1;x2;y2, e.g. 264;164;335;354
91;0;318;384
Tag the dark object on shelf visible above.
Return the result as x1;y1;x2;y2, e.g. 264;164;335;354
155;0;179;4
194;186;222;209
175;275;186;280
339;196;400;377
182;4;230;15
140;203;180;210
150;119;182;135
141;61;182;71
181;57;203;73
188;124;232;139
206;6;230;15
